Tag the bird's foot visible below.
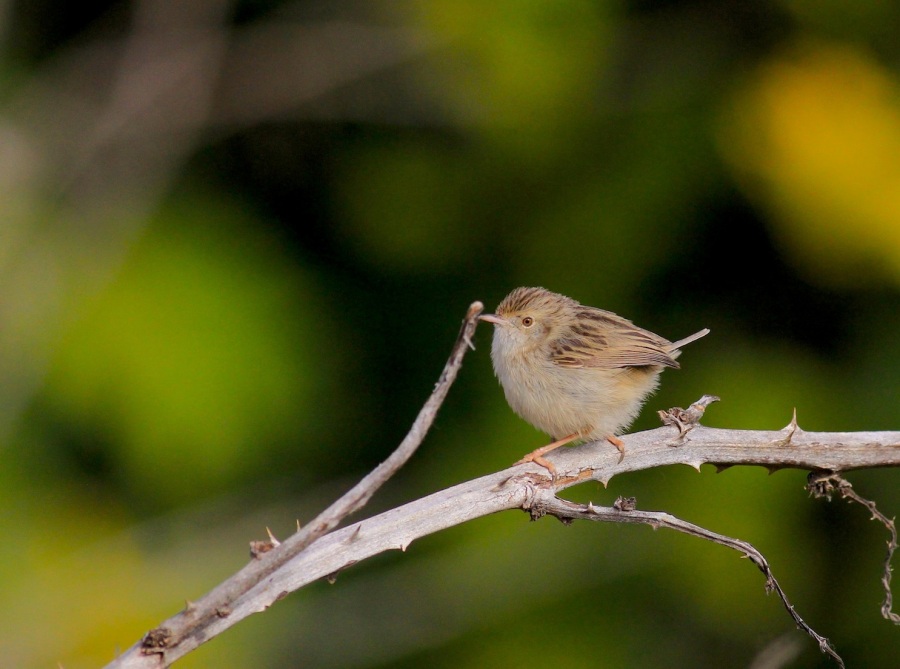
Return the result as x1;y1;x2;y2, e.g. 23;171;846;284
607;435;625;463
514;433;577;481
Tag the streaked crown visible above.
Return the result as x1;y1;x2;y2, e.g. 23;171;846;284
496;286;577;320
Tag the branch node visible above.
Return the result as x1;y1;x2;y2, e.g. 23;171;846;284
515;474;542;511
613;496;636;512
526;487;553;521
250;538;279;559
659;394;720;443
807;470;846;501
140;627;172;655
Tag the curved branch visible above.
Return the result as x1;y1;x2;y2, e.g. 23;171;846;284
103;300;900;669
106;419;899;667
530;492;845;668
109;300;484;667
808;472;900;625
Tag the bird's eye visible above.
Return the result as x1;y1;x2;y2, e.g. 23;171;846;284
522;316;534;328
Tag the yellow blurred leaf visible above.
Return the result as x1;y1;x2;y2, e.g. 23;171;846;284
719;40;900;286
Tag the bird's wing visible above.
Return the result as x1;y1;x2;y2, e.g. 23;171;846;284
549;307;681;370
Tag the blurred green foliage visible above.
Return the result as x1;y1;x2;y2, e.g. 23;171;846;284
39;198;335;507
1;0;899;668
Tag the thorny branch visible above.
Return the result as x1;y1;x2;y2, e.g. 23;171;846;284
529;491;846;668
8;5;896;666
120;301;484;666
104;303;900;669
808;472;900;625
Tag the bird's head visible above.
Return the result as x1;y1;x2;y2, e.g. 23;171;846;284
479;287;575;354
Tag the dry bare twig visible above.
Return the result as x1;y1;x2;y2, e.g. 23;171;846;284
104;304;900;669
529;492;845;668
110;300;483;667
808;472;900;625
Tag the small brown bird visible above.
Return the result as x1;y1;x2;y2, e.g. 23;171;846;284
480;287;708;475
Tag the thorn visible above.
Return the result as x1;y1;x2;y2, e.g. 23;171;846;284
296;519;302;532
266;527;281;547
714;464;733;474
348;525;362;543
776;408;800;446
399;541;410;552
598;476;611;488
765;465;782;475
184;600;197;614
785;407;798;431
587;501;597;513
326;561;358;584
492;476;516;491
686;461;703;472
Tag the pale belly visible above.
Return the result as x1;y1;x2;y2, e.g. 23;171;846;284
499;361;663;441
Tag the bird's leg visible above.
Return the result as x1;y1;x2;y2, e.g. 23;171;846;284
515;433;578;464
515;433;579;477
515;433;625;476
607;435;625;463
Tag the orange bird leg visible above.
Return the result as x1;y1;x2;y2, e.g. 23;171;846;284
515;432;579;476
607;435;625;463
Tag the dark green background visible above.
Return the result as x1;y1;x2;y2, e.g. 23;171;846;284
1;1;899;667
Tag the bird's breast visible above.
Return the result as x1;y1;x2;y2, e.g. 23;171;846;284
490;331;664;440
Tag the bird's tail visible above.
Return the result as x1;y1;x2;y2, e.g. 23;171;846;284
668;328;710;351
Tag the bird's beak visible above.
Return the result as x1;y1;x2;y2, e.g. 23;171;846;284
479;313;507;326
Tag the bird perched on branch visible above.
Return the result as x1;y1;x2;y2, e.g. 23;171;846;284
480;286;709;476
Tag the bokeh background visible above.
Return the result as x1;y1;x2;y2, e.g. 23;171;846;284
2;0;899;667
